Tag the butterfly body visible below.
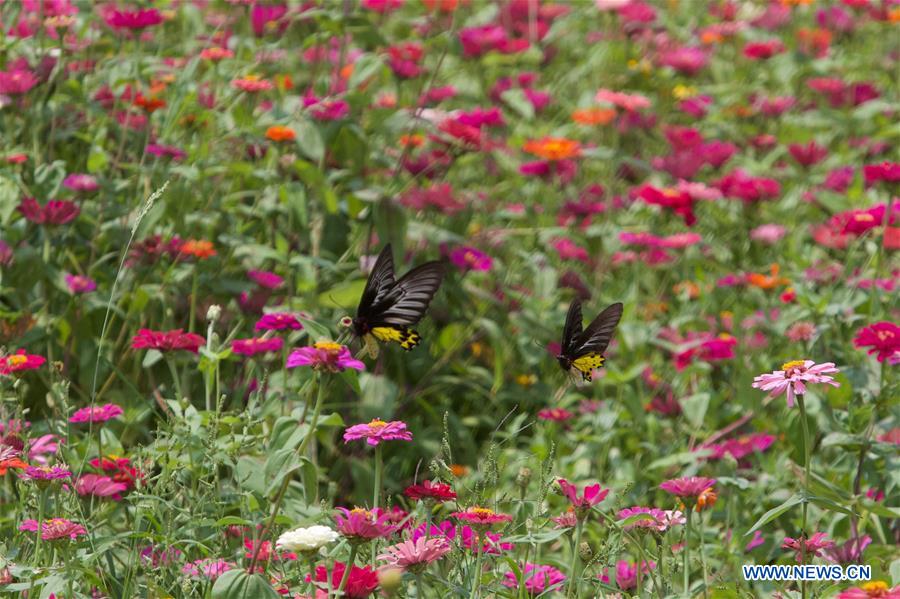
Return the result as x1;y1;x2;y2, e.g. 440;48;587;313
353;244;443;356
557;300;623;381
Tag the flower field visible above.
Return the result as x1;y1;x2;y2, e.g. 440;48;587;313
0;0;899;597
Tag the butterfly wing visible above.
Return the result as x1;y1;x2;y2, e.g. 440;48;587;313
373;261;444;326
561;300;584;354
573;302;623;356
356;244;396;320
568;302;623;381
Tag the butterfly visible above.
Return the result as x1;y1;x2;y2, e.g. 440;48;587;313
556;299;623;382
351;244;444;359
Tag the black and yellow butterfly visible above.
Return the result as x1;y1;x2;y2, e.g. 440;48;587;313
556;299;623;381
351;244;444;358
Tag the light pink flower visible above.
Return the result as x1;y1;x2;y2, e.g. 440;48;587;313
74;474;128;500
19;518;87;540
182;558;234;580
503;563;567;594
377;537;451;572
782;532;834;562
343;419;412;446
752;360;840;407
750;224;787;244
64;273;97;294
335;507;398;542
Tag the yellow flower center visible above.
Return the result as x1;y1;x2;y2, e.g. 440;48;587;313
314;341;342;353
662;188;681;198
7;354;27;367
877;330;894;341
367;419;387;429
471;507;495;517
672;84;696;100
862;581;888;593
854;214;875;222
781;360;806;371
350;508;373;518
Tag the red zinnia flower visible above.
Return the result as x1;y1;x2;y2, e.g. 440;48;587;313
307;562;378;598
18;197;79;225
404;480;457;502
131;329;205;353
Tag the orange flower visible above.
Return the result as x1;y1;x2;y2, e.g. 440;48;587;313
275;74;294;91
265;125;296;142
889;7;900;22
340;63;354;80
747;264;789;290
523;137;581;161
450;464;470;477
673;280;701;299
700;30;724;45
0;457;27;475
695;487;717;512
180;239;216;259
133;94;166;113
571;107;616;126
423;0;462;12
797;27;831;57
399;134;424;148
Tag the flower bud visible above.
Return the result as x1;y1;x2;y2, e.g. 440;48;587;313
379;567;403;596
516;467;532;490
578;541;593;562
206;304;222;322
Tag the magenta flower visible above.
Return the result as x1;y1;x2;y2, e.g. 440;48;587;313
0;68;39;95
1;349;46;375
411;521;513;554
21;465;72;481
377;537;451;572
131;329;205;353
449;246;492;272
334;507;398;543
745;530;765;552
62;173;99;192
69;403;123;424
837;582;900;599
853;322;900;363
145;143;186;161
64;273;97;294
701;433;775;463
659;476;716;499
557;478;609;515
250;3;288;37
104;7;164;30
503;563;567;595
18;198;79;225
255;312;303;331
288;341;364;373
247;269;283;289
74;474;128;500
537;407;574;422
19;518;87;541
617;507;684;532
782;532;834;562
601;560;656;591
752;360;840;407
343;419;412;446
231;337;284;357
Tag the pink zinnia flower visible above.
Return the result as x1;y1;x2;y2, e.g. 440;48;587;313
659;476;716;499
62;173;99;192
750;224;787;244
131;329;205;353
411;521;513;554
752;360;840;407
782;532;834;562
449;247;492;272
182;558;234;580
617;507;685;532
451;507;513;528
343;419;412;446
255;312;303;331
69;403;123;424
863;161;900;187
334;507;398;543
74;474;128;500
377;537;451;572
601;560;656;591
21;465;72;481
104;7;163;30
28;434;60;465
1;349;46;375
558;478;609;516
0;69;39;95
287;341;364;373
538;407;574;422
745;530;765;552
64;273;97;294
789;141;829;167
247;269;283;289
231;337;284;357
503;563;567;595
853;322;900;363
19;518;87;540
837;581;900;598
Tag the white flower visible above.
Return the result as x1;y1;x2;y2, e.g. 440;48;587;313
275;525;339;552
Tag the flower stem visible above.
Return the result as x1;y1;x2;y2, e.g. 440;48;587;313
567;519;584;599
337;545;359;596
469;537;485;599
166;357;183;402
373;444;383;510
188;268;199;333
297;377;328;459
797;393;810;599
684;506;692;597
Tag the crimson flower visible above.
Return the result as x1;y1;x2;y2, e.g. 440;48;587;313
404;480;457;502
18;197;79;225
853;322;900;363
307;562;378;599
131;329;205;353
104;7;164;30
0;350;45;375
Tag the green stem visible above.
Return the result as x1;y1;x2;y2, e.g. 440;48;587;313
188;268;199;333
373;444;383;510
166;357;183;402
567;519;584;599
298;378;328;459
469;536;485;599
684;507;692;597
797;393;810;599
657;535;668;598
337;545;359;596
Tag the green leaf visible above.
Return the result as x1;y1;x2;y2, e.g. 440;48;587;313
235;456;266;495
808;495;854;517
500;88;535;120
745;494;803;536
264;448;303;496
215;516;253;527
211;570;280;599
318;279;366;309
141;349;163;368
681;392;710;428
300;457;318;505
293;118;324;164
